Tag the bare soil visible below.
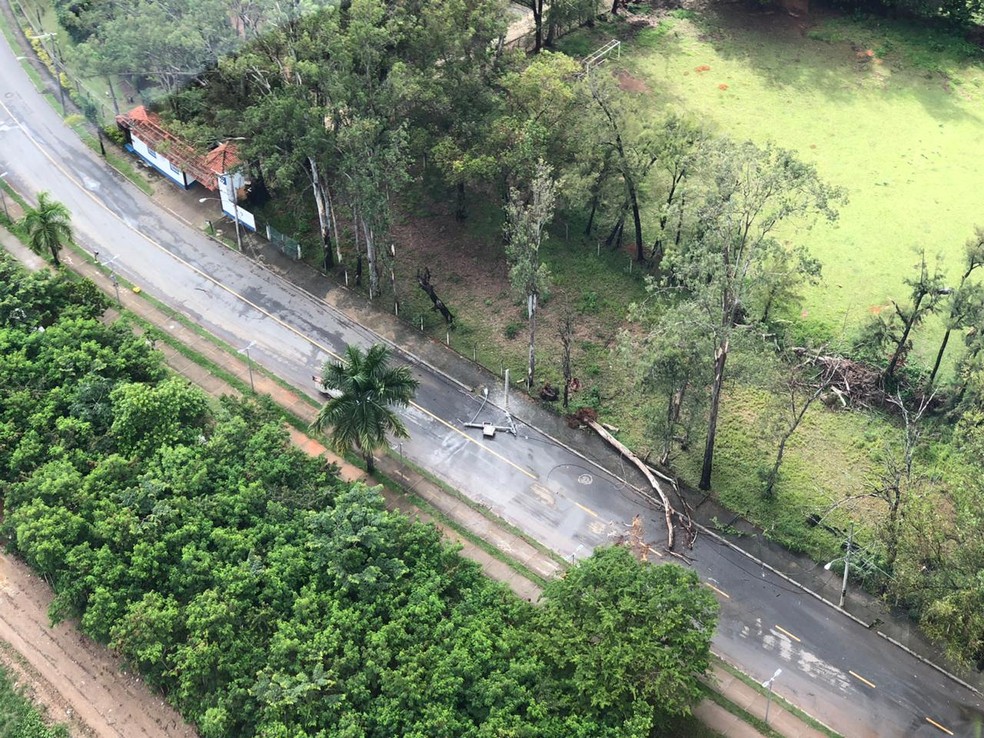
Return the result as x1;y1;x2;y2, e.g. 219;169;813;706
0;551;197;738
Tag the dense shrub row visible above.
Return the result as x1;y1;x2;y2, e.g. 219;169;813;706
0;255;717;737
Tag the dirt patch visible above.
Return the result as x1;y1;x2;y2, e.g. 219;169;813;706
0;552;197;738
386;207;629;395
616;69;651;93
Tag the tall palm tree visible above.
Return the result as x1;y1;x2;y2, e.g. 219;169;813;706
312;344;419;473
22;192;72;267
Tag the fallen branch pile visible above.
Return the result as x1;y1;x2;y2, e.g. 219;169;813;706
792;348;884;408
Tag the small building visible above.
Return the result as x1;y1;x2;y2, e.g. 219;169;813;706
115;106;256;231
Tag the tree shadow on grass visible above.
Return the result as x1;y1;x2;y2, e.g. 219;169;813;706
680;0;983;124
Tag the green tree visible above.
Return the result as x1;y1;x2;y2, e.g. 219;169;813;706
624;294;713;467
22;192;73;268
883;251;947;384
648;114;706;270
74;0;238;98
110;377;211;456
929;228;984;386
312;344;418;472
504;160;557;390
669;140;840;491
538;546;718;734
761;352;836;498
587;73;660;264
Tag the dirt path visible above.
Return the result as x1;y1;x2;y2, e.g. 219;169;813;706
0;552;197;738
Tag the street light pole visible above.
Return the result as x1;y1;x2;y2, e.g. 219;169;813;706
200;189;242;252
762;668;782;726
823;521;855;609
110;271;121;307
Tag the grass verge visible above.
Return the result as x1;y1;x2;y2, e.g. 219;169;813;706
0;660;69;738
712;656;843;738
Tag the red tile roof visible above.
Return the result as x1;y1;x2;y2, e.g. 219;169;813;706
115;106;240;190
203;142;240;175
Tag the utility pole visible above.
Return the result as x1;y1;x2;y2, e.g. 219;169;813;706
110;271;121;307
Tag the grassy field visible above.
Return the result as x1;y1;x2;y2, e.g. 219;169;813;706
562;7;984;369
545;6;984;558
0;664;68;738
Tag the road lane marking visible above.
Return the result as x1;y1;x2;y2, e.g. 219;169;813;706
774;625;801;643
925;717;954;735
0;96;537;484
705;583;730;599
410;402;536;480
848;670;876;689
575;502;599;518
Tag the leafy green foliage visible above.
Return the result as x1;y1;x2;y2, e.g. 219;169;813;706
0;666;68;738
539;546;718;735
0;259;718;735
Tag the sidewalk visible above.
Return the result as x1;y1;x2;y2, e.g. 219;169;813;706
2;226;831;738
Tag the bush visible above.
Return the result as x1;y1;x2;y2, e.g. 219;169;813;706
103;124;127;147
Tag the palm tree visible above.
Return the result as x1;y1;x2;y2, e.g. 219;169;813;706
312;344;419;473
22;192;72;267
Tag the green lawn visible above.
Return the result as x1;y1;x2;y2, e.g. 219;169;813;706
563;9;984;370
0;664;68;738
550;9;984;557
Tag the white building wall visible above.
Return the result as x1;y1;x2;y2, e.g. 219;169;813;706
217;173;256;231
132;135;195;189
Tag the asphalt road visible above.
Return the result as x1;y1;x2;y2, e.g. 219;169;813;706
2;26;983;738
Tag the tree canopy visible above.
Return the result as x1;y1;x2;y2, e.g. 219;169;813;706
0;255;719;736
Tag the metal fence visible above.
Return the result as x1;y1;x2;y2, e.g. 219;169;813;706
266;223;302;261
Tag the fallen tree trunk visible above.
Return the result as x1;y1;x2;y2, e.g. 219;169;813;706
587;420;675;550
417;267;454;325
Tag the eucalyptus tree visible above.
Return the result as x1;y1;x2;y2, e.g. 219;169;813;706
504;161;557;390
929;227;984;386
73;0;239;98
649;115;707;271
669;139;841;491
586;71;660;263
624;293;714;467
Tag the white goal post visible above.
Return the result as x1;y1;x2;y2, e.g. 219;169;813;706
582;39;621;71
